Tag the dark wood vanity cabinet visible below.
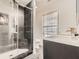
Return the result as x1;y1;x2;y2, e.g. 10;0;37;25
44;40;79;59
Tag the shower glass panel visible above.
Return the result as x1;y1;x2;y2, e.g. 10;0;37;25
24;2;33;51
11;1;33;54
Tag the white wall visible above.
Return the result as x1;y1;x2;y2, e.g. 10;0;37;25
36;0;77;35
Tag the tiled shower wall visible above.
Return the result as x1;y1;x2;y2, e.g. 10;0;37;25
0;0;25;54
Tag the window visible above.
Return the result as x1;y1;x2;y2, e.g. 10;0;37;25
43;11;58;38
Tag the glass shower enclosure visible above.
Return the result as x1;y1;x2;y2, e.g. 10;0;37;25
0;0;33;58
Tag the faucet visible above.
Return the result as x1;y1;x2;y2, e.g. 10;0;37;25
66;27;78;36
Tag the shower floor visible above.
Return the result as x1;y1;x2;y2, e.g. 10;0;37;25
0;49;28;59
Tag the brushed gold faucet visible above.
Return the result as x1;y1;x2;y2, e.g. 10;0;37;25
66;27;78;36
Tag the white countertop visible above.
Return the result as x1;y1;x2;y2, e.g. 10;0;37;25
44;35;79;47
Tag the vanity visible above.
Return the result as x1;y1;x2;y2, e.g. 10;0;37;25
44;35;79;59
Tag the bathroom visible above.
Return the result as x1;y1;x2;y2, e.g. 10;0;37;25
1;0;79;59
